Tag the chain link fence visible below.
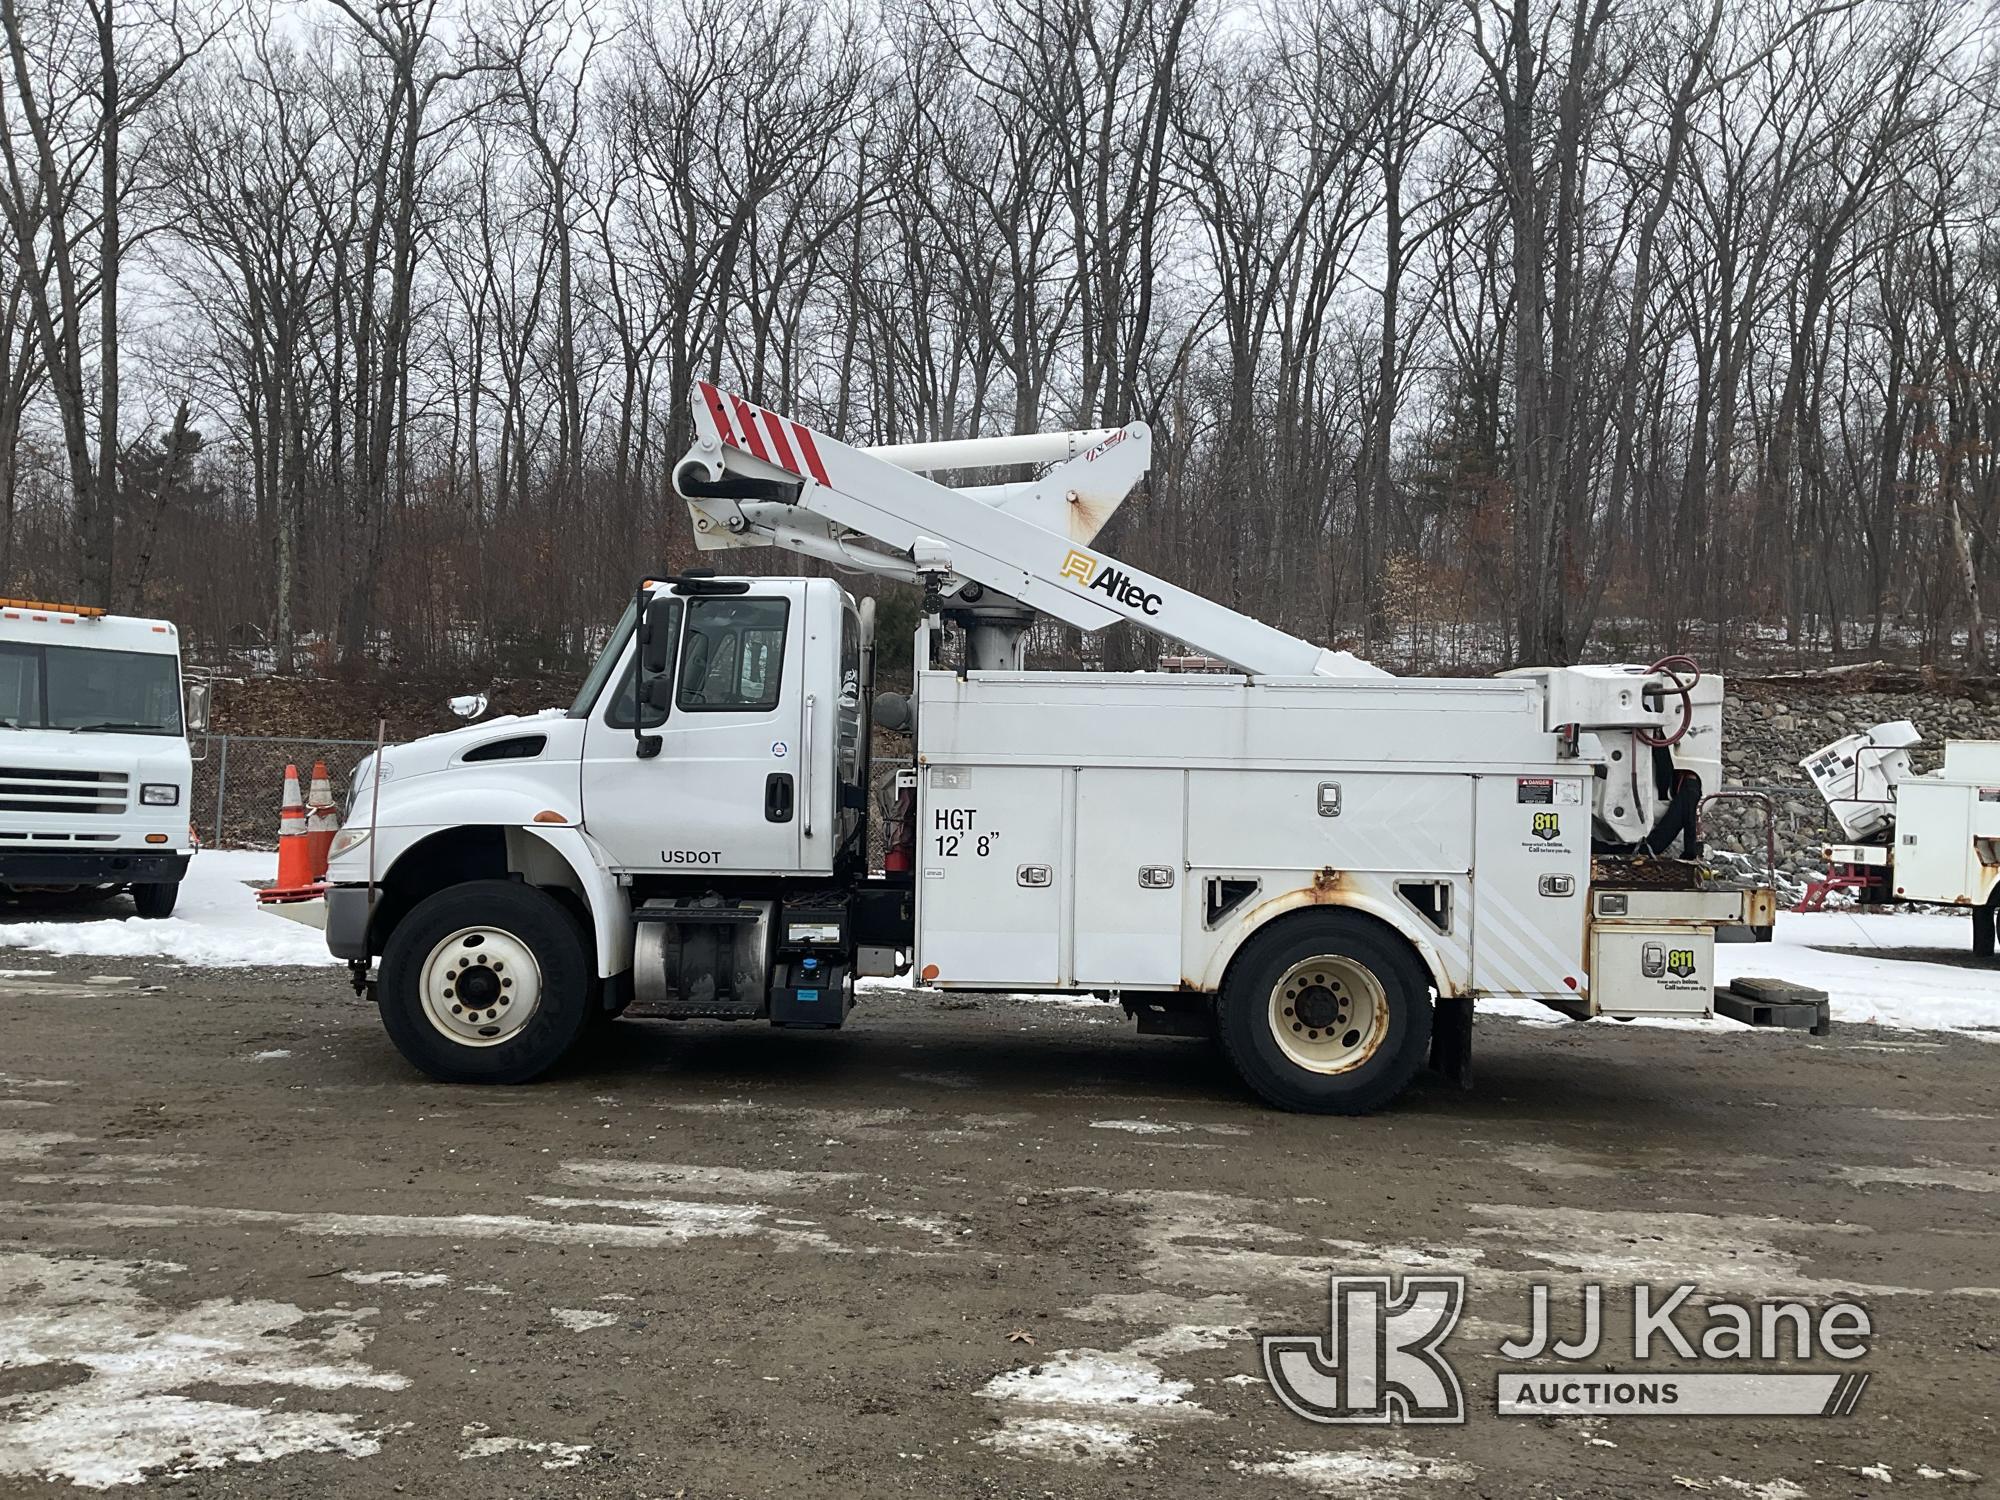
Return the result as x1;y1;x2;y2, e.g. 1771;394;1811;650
192;735;378;849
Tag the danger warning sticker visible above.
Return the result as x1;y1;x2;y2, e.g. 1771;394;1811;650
1517;778;1584;805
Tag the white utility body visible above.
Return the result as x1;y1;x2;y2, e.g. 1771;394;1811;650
0;598;204;918
319;387;1807;1112
1804;725;2000;958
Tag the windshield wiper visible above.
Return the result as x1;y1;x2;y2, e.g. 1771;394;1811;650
68;721;164;734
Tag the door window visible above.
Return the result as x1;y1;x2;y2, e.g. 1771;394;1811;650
677;598;789;713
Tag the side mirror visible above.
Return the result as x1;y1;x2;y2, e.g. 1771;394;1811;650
641;596;678;676
184;679;211;735
643;676;674;711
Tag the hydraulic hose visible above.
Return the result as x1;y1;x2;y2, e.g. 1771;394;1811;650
1636;654;1700;748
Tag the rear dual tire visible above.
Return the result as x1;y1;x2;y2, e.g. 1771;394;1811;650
377;880;592;1084
1216;911;1433;1114
1976;896;1996;963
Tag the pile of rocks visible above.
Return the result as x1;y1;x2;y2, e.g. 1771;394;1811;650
1707;678;2000;891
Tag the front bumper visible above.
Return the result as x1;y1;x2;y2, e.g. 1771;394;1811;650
0;849;191;886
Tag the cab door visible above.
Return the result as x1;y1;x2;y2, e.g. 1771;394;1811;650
580;584;806;875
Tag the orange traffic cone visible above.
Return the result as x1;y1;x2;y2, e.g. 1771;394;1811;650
258;763;324;904
304;760;339;880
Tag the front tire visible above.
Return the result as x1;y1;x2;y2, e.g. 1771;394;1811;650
1216;911;1433;1114
377;880;592;1083
132;881;179;919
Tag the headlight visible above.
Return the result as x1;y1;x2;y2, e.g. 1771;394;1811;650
328;827;372;861
141;783;180;806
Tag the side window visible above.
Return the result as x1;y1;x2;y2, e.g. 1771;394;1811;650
605;599;682;729
677;597;789;713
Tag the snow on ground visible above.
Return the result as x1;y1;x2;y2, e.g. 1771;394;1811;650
2;854;1993;1040
0;850;336;968
1482;909;2000;1043
1720;911;1999;1035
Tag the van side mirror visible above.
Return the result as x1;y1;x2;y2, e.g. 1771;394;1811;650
641;596;678;676
184;678;211;735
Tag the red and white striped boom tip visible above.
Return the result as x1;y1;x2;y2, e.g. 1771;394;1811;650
696;381;830;487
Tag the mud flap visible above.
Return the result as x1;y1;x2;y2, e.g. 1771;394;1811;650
1429;997;1474;1089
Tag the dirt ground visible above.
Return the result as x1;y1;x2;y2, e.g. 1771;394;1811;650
1;952;1995;1498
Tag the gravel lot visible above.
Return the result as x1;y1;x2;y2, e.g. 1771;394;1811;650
1;953;1995;1497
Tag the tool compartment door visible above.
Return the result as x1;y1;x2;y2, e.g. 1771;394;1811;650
915;764;1063;987
1072;768;1184;986
1470;774;1589;998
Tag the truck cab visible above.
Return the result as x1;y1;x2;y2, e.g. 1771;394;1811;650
0;599;202;918
322;574;887;1076
576;577;863;878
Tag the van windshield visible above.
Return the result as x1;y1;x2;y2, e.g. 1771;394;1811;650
0;642;183;735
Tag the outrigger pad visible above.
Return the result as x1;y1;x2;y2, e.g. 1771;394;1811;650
1714;977;1831;1036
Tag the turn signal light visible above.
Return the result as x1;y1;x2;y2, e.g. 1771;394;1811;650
145;833;169;844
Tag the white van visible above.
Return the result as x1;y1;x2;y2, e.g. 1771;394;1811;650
0;598;206;917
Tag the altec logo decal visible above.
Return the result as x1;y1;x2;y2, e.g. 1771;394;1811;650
1059;549;1164;616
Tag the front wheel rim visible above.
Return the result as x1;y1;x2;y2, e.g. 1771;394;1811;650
1267;954;1388;1074
419;925;542;1046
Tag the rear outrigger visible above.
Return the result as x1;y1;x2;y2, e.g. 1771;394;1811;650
312;386;1816;1112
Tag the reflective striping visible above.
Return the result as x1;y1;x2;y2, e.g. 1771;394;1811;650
1472;912;1545;998
694;382;832;487
731;395;771;462
1477;896;1582;999
762;412;800;473
790;422;830;486
697;381;738;448
1483;886;1586;991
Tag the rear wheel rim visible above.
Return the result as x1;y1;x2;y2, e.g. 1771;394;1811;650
1267;954;1388;1074
419;925;542;1046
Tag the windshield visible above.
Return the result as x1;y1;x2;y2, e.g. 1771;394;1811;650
0;641;182;735
568;599;639;718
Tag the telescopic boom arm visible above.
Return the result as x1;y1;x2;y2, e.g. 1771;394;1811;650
672;383;1384;679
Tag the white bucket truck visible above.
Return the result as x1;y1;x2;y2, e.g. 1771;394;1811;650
0;598;206;917
1803;722;2000;957
316;386;1809;1112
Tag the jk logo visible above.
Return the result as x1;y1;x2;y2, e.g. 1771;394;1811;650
1531;811;1561;842
1263;1275;1466;1425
